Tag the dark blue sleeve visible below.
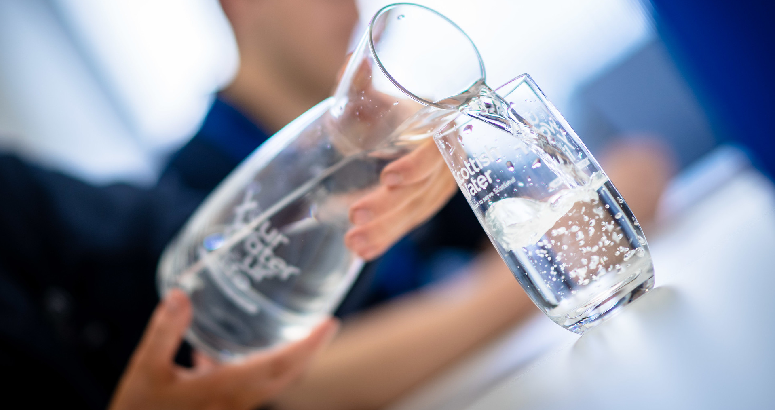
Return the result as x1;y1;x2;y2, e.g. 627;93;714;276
0;153;206;409
650;0;775;178
159;97;269;193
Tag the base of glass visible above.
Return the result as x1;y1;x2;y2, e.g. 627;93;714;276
558;271;654;334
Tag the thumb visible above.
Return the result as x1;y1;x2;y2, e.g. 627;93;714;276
132;288;193;371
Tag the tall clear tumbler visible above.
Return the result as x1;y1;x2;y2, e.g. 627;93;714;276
157;3;486;361
433;74;655;334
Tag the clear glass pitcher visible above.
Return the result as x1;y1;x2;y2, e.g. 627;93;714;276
157;3;485;361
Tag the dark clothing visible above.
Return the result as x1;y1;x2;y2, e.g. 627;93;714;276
0;154;203;408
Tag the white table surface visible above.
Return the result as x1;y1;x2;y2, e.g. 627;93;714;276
388;147;775;410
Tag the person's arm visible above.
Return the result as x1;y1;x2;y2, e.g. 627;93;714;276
271;248;537;410
109;289;339;410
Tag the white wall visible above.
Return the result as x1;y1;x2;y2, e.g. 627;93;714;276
0;0;236;184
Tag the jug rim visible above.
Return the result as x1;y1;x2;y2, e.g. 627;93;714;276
367;2;486;108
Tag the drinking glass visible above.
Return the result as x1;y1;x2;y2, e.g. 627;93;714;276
434;74;655;333
157;3;485;360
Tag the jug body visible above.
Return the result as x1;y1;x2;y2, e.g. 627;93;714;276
158;100;376;359
157;3;486;360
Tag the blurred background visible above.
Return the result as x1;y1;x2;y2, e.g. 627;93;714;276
0;0;752;187
3;2;773;408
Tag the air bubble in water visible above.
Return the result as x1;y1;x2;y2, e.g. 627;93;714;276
462;124;473;134
532;159;542;169
334;101;346;116
614;212;623;219
623;249;636;261
506;161;515;171
203;233;225;251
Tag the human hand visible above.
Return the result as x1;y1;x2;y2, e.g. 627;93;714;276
344;139;458;260
108;289;339;410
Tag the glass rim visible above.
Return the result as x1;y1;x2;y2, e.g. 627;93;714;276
367;2;486;108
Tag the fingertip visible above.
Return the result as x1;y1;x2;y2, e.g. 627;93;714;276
350;208;373;225
163;289;192;321
382;171;403;187
357;246;382;261
343;229;370;258
349;230;389;261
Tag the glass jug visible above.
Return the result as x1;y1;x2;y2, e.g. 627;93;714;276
157;3;485;361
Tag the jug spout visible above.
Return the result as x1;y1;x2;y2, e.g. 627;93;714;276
328;3;485;154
